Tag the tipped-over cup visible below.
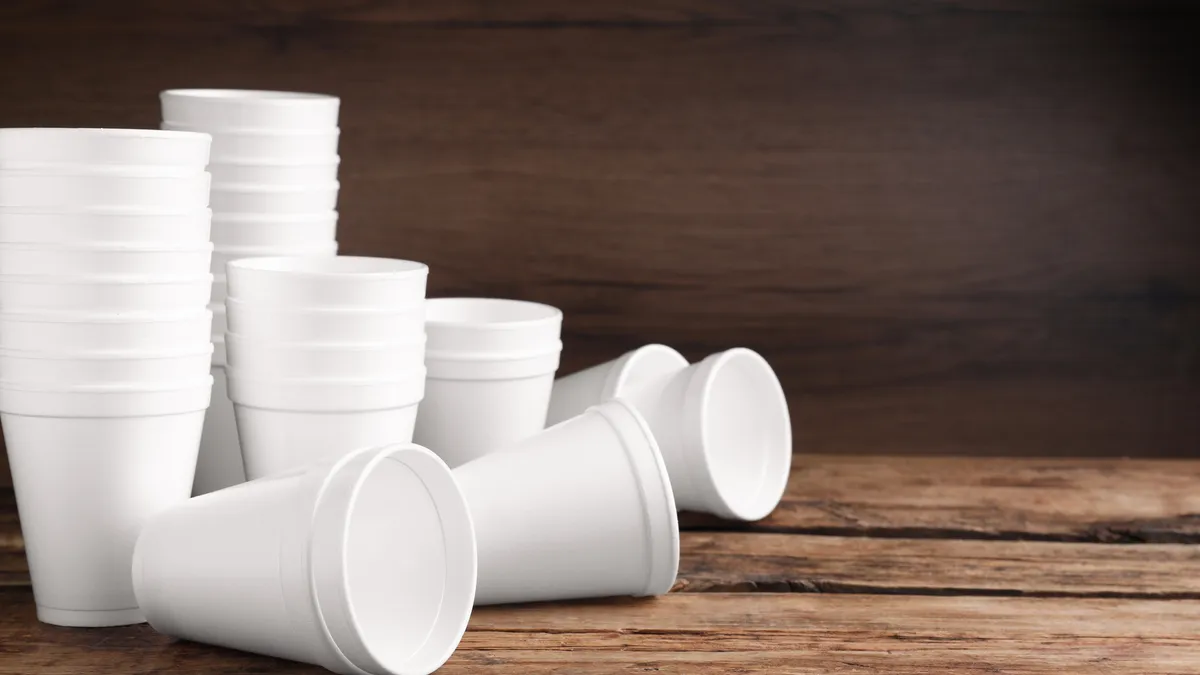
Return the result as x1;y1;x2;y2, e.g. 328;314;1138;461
546;344;689;426
622;348;791;521
0;378;212;626
227;369;426;480
454;399;678;605
134;442;476;675
226;256;428;309
0;128;211;168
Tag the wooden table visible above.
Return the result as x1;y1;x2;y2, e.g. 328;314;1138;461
3;455;1199;673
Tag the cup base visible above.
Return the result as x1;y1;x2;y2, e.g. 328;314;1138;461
37;605;146;627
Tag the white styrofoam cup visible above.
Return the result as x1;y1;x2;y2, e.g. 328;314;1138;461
454;399;677;605
0;208;212;245
226;256;428;309
622;348;792;521
134;443;475;675
161;123;340;163
0;378;212;626
0;128;211;168
0;170;211;210
546;344;689;426
160;89;340;130
0;274;213;312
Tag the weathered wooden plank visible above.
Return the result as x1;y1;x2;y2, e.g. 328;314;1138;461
1;588;1198;674
676;532;1200;597
682;455;1200;542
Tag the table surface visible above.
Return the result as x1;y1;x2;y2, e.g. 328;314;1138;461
3;454;1200;674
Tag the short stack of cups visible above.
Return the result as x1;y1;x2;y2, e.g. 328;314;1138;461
159;89;341;495
548;344;793;522
414;298;564;468
223;256;429;481
0;128;215;627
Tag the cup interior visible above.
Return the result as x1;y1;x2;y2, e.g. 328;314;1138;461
230;255;426;278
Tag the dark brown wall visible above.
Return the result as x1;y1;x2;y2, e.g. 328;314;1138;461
1;1;1198;485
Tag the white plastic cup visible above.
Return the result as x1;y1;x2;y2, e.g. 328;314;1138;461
0;242;213;277
162;123;340;163
225;297;424;343
192;366;245;496
0;128;211;168
546;344;689;426
211;241;339;276
0;170;211;210
227;370;426;480
424;298;562;356
0;345;214;386
135;442;475;675
0;208;212;245
0;310;212;351
0;378;212;627
454;399;677;605
414;350;560;468
622;348;792;521
0;274;213;312
209;182;339;214
225;333;425;379
208;158;340;185
226;256;428;309
160;89;340;130
211;211;338;247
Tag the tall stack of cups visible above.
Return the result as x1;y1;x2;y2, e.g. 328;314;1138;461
223;256;429;481
160;89;341;495
414;298;563;468
0;128;215;627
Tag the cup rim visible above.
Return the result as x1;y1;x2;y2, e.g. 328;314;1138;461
0;308;213;324
228;255;427;280
0;273;213;286
0;206;213;219
425;297;563;332
162;121;341;138
0;168;211;180
161;88;339;104
604;344;690;401
0;343;214;361
0;127;212;142
0;375;214;394
0;241;214;253
224;295;422;316
225;331;425;352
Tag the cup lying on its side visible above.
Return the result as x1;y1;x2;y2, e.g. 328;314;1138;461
134;442;475;675
453;399;679;605
548;345;792;522
0;378;212;627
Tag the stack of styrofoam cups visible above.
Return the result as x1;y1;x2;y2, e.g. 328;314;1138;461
0;128;215;627
547;345;792;521
454;398;679;605
413;298;563;468
134;443;477;675
159;89;341;496
224;256;428;481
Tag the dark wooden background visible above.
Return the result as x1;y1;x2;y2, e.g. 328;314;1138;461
1;0;1198;485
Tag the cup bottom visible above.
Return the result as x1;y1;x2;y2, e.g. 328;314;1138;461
37;605;146;628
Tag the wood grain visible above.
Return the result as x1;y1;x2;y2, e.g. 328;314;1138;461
0;0;1197;481
683;455;1200;541
676;532;1200;597
2;587;1198;674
